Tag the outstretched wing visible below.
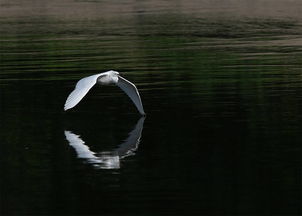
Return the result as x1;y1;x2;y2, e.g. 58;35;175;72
64;73;104;111
116;75;145;115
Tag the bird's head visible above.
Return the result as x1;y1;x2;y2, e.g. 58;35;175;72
108;70;119;75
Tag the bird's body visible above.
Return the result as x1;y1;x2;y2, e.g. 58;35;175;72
64;70;145;115
97;70;119;85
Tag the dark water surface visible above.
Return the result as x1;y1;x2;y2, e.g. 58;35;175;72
0;0;301;215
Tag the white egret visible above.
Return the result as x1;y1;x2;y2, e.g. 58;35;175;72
64;70;145;115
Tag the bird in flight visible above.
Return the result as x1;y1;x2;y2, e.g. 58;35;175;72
64;70;145;115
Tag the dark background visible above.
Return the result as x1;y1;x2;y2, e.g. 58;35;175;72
0;0;301;215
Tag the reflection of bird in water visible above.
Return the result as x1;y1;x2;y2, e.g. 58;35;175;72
64;70;145;115
64;117;145;169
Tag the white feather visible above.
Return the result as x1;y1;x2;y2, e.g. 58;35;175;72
116;76;145;115
64;73;103;110
64;71;145;115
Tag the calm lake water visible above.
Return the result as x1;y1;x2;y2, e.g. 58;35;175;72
0;0;301;215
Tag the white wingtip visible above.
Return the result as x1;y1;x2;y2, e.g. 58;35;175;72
64;100;75;111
